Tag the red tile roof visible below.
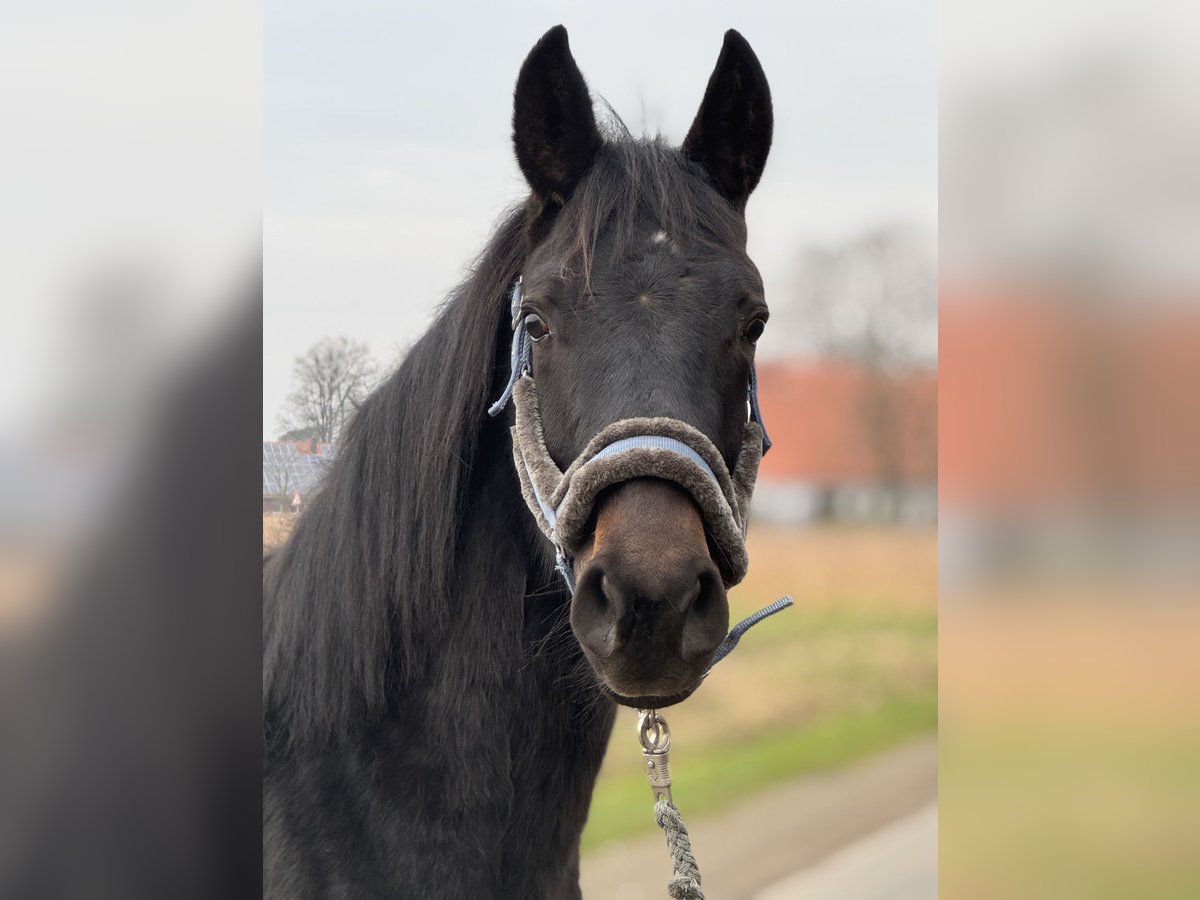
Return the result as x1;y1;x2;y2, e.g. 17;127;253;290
756;360;937;485
939;282;1200;510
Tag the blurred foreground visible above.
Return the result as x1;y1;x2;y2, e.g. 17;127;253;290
941;2;1200;896
2;298;263;899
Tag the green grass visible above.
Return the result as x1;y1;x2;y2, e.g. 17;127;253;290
581;690;937;853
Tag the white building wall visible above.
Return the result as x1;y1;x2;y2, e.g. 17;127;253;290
752;480;937;526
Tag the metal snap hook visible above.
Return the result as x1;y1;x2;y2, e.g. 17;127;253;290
637;709;671;753
637;709;674;804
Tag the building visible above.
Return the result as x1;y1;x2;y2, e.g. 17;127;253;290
752;360;938;525
261;361;941;525
262;441;337;513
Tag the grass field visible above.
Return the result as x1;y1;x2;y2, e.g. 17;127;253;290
262;516;938;852
940;605;1200;899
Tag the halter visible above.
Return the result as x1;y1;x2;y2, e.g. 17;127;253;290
488;276;771;592
488;276;793;900
489;277;771;450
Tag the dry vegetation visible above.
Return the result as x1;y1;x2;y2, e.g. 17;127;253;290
262;513;296;551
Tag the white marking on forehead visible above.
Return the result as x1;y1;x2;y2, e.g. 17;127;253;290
651;230;669;244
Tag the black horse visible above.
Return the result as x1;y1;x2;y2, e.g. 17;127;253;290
264;25;773;898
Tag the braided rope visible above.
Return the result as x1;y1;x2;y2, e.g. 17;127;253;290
639;596;793;898
654;798;704;900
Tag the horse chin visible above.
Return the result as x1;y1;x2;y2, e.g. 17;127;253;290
595;678;703;710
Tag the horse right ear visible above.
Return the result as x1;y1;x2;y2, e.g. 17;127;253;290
682;30;773;211
513;25;601;208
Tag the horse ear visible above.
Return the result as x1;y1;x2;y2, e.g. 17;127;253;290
513;25;601;205
682;30;773;210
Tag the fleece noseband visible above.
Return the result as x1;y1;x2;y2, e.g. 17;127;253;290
488;277;770;592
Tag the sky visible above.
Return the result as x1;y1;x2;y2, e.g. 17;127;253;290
1;2;260;437
264;1;937;437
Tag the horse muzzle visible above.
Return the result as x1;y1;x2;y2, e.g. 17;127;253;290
485;276;768;702
505;374;763;702
508;375;762;587
569;478;730;704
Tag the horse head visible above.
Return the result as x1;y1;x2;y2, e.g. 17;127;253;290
507;26;773;708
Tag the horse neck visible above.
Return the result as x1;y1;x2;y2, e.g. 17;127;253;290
424;411;616;718
421;417;555;681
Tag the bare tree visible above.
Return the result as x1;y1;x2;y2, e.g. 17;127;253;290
277;337;378;444
777;225;938;520
775;223;937;371
262;448;294;513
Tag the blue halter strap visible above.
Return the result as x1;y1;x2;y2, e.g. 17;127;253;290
486;277;533;418
487;277;771;453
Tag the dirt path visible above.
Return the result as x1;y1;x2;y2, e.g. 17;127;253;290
755;803;936;899
579;736;937;900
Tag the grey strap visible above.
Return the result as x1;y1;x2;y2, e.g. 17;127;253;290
708;594;794;668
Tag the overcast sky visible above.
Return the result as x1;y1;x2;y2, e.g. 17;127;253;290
264;2;936;436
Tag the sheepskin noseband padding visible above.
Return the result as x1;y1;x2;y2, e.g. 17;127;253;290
510;375;763;587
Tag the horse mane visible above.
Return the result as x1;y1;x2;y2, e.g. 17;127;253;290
264;205;528;746
263;127;745;747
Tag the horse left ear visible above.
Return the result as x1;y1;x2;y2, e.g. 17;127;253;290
513;25;602;206
682;30;773;211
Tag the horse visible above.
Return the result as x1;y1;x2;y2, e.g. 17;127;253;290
264;25;773;898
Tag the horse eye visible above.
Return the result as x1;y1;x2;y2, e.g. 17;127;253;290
524;313;550;342
744;317;767;343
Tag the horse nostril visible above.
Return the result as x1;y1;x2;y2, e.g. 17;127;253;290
670;577;703;617
570;566;618;659
680;569;729;663
598;575;616;613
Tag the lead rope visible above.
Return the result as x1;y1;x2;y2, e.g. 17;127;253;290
638;596;794;899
